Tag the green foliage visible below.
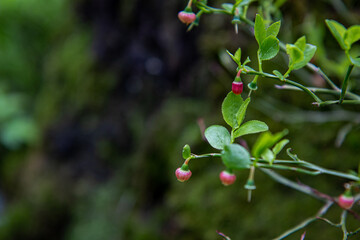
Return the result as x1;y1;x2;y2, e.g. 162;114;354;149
182;144;191;159
221;3;234;13
221;92;244;128
286;45;303;69
325;19;348;50
286;37;316;71
236;98;251;126
205;125;231;150
260;136;289;164
252;130;288;159
226;48;242;67
254;14;267;45
221;144;251;169
259;36;280;60
273;70;284;80
266;21;281;38
255;14;280;61
344;25;360;48
326;19;360;67
233;120;269;138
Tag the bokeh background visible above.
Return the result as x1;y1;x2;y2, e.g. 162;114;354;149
0;0;360;239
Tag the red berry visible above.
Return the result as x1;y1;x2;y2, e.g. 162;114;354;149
178;11;196;24
338;194;354;209
219;171;236;186
175;168;192;182
232;81;243;95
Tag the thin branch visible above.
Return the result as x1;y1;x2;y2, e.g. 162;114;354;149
273;201;333;240
275;85;360;100
340;210;348;240
260;169;324;200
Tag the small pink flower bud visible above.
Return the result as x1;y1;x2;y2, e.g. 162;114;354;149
175;167;192;182
178;11;196;24
232;81;243;95
219;171;236;186
338;194;354;209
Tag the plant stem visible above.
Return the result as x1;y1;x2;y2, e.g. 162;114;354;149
306;63;340;90
257;163;321;175
195;2;360;104
195;2;230;15
340;210;348;240
187;0;193;8
299;161;360;181
244;70;323;103
318;99;360;106
189;153;360;181
260;169;324;200
276;85;360;100
273;201;333;239
340;65;355;103
191;153;222;159
348;226;360;237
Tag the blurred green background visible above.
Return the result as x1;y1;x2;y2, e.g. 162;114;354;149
0;0;359;239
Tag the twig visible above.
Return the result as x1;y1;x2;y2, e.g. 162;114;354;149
260;169;324;200
216;230;231;240
273;201;333;239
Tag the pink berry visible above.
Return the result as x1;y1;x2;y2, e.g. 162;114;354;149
232;81;243;95
175;168;192;182
178;11;196;24
219;171;236;186
338;194;354;209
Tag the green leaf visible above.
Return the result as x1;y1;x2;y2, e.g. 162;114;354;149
273;70;284;81
235;48;241;63
182;144;191;159
222;91;244;128
221;144;251;169
244;65;255;72
243;56;251;66
252;129;288;158
233;120;269;138
344;25;360;48
261;148;275;164
266;21;281;38
272;139;289;155
293;44;317;70
226;50;240;65
325;19;348;50
236;98;251;127
259;36;280;60
349;55;360;67
287;148;300;161
286;44;303;69
254;14;266;45
294;36;306;51
238;0;253;7
205;125;231;150
221;3;234;13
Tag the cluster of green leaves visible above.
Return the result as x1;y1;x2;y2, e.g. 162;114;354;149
254;14;280;62
285;36;317;75
326;20;360;66
253;14;317;79
252;130;288;164
204;92;268;170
